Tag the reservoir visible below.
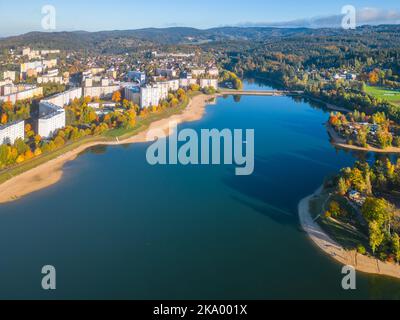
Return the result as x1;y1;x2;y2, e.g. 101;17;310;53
0;80;399;299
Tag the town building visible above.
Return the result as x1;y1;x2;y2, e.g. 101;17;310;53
124;85;141;105
207;67;219;77
3;71;16;81
0;120;25;145
38;102;66;138
83;85;120;99
140;84;168;108
37;69;65;84
42;87;83;108
156;68;177;78
127;71;146;85
0;85;43;104
192;69;206;77
199;78;218;90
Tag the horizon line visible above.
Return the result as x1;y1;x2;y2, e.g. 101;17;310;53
2;23;400;39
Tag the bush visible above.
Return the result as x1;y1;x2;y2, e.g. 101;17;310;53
324;211;332;218
357;244;367;255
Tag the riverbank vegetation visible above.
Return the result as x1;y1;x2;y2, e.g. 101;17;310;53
0;86;195;173
315;160;400;263
328;111;400;150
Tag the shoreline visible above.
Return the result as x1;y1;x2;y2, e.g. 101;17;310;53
299;187;400;280
0;94;214;204
326;124;400;154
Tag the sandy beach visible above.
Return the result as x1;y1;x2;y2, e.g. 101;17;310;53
327;124;400;154
0;94;214;204
299;187;400;280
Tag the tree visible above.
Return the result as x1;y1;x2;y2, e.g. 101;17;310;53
392;233;400;262
356;126;369;148
362;197;394;235
112;91;122;103
369;221;384;254
16;154;25;164
34;148;42;156
190;84;200;92
1;113;8;125
0;145;9;167
337;177;348;196
328;201;341;218
54;136;65;148
369;71;379;85
14;138;28;155
24;149;34;160
377;128;393;149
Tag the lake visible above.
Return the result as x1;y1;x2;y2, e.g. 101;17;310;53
0;80;399;299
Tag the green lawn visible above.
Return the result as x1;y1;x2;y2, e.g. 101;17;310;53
310;189;369;251
366;85;400;107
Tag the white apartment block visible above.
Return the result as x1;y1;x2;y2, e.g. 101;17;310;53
38;102;66;138
140;85;167;109
199;79;219;90
42;87;83;108
0;120;25;145
0;86;43;104
167;79;179;92
3;71;16;81
156;68;177;78
83;85;120;99
207;67;219;77
127;71;146;84
20;61;44;74
192;69;206;77
124;86;141;105
42;59;58;69
40;50;60;55
37;75;64;84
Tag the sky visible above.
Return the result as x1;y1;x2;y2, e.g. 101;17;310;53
0;0;400;37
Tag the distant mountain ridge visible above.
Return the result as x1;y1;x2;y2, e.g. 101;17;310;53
1;25;400;52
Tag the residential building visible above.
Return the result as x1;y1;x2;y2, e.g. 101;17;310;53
42;87;83;108
84;85;120;99
127;71;146;85
38;101;66;138
192;68;206;77
124;85;140;105
3;71;16;81
156;68;177;78
0;85;43;104
140;84;168;108
207;67;219;77
0;120;25;145
199;79;218;90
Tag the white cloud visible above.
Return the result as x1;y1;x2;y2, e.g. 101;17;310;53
238;8;400;28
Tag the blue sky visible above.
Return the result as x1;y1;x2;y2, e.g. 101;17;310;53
0;0;399;36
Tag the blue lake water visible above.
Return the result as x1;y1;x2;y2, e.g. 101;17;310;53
0;80;399;299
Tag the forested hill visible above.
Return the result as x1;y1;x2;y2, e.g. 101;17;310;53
1;25;400;52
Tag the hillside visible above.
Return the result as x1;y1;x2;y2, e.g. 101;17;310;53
1;25;400;53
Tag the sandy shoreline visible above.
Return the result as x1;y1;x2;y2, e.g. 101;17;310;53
299;187;400;280
0;94;214;204
327;124;400;154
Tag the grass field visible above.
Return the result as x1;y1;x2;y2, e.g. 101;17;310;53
366;85;400;107
309;188;369;250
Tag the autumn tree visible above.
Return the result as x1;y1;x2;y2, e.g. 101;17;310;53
112;91;122;103
1;113;8;125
